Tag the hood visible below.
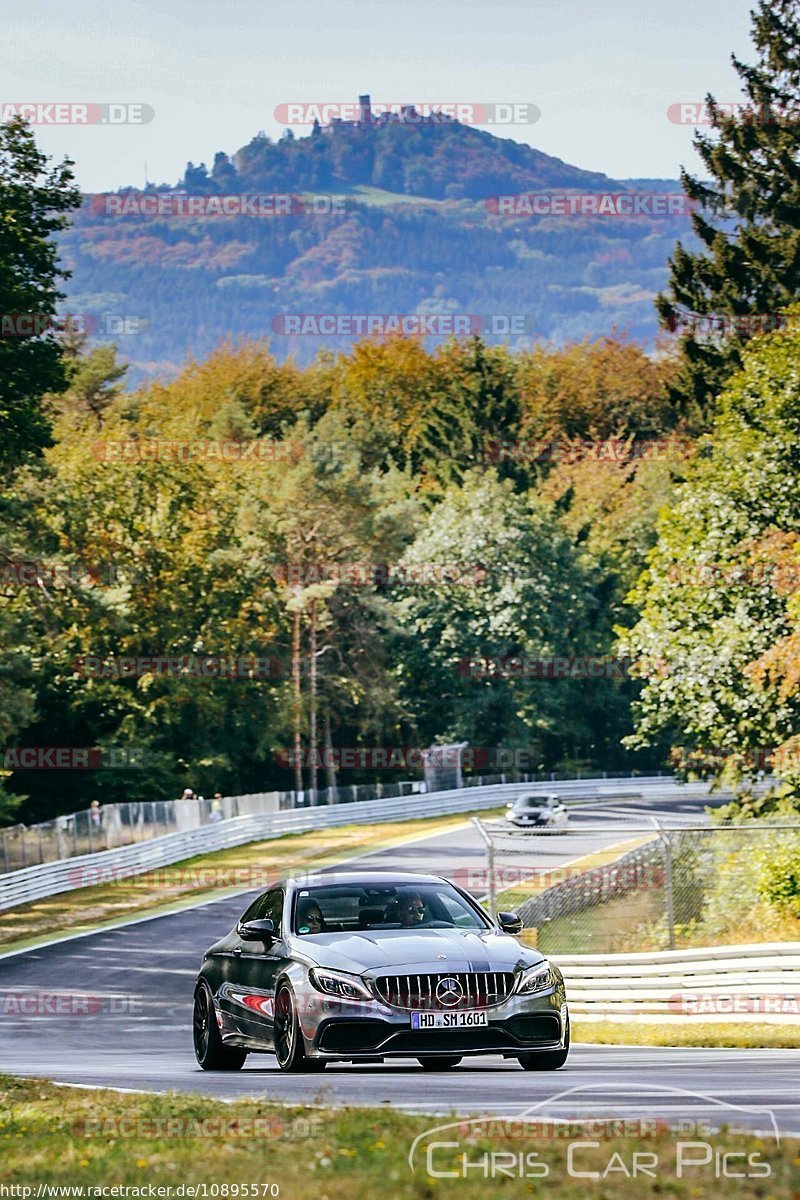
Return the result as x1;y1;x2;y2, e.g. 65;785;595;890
293;927;541;975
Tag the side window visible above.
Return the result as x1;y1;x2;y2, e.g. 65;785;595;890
436;889;482;927
437;893;465;924
240;893;267;924
240;888;284;935
261;889;284;937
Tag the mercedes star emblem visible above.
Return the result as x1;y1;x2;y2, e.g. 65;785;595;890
435;976;464;1007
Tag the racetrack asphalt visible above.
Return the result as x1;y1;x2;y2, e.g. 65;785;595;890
1;790;797;1134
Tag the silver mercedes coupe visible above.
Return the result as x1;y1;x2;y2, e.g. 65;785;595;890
193;872;569;1072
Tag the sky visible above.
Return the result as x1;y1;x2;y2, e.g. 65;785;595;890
1;0;758;193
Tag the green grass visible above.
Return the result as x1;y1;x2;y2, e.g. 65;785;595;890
494;835;653;914
574;1020;800;1049
537;886;667;954
2;1075;797;1197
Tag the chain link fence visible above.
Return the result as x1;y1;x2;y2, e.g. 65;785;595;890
471;817;800;954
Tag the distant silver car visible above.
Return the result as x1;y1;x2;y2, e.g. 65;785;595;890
193;871;569;1072
507;792;569;828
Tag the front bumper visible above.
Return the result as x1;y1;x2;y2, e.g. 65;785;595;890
300;984;568;1061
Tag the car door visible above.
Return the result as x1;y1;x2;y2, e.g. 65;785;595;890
228;887;289;1045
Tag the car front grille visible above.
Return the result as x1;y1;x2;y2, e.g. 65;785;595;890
374;971;515;1010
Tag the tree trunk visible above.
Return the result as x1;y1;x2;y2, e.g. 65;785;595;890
309;597;318;801
292;605;303;794
323;711;337;800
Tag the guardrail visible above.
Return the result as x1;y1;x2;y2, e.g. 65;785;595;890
0;781;432;873
554;943;800;1023
0;775;676;914
0;769;673;874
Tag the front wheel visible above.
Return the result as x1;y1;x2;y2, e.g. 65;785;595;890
418;1056;462;1070
193;982;247;1071
274;984;325;1072
518;1016;570;1071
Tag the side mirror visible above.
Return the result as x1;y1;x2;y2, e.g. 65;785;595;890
497;911;523;935
239;918;276;944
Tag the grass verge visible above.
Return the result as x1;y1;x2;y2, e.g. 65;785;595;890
0;809;503;955
1;1075;797;1197
494;835;652;913
573;1020;800;1049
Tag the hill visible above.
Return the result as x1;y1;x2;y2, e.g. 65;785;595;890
58;101;694;382
195;108;615;200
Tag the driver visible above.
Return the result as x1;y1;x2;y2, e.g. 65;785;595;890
399;892;426;927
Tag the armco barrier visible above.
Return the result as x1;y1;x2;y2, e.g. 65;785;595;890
554;942;800;1022
516;837;664;928
0;775;680;913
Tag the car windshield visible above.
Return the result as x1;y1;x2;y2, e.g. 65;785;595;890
292;881;489;934
515;796;549;808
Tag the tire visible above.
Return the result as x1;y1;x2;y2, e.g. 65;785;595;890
193;981;247;1071
418;1056;462;1070
274;983;326;1072
518;1016;570;1071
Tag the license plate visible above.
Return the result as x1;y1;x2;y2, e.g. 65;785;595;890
411;1010;488;1029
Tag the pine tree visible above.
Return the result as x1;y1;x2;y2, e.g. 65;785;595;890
0;116;81;473
657;0;800;419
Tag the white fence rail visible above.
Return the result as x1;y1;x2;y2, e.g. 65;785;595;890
0;775;679;914
554;943;800;1023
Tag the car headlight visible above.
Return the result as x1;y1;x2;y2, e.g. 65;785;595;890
517;961;557;995
308;968;373;1002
